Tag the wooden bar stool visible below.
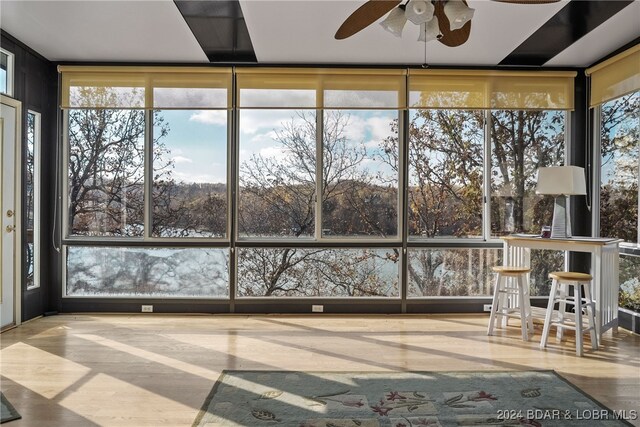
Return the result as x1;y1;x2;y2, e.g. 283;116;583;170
487;266;534;341
540;272;598;357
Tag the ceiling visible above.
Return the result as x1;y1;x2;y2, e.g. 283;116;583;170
0;0;638;67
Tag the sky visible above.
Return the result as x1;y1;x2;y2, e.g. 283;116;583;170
155;108;400;185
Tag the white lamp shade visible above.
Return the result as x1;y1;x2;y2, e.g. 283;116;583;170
536;166;587;195
418;16;441;42
405;0;435;25
380;7;408;37
443;0;475;31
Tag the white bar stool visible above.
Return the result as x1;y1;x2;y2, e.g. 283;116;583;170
540;272;598;357
487;266;534;341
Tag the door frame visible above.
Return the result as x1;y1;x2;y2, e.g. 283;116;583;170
1;94;23;330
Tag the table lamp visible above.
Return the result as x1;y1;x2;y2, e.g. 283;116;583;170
535;166;586;239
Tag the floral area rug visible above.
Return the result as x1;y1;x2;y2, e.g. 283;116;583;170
193;371;633;427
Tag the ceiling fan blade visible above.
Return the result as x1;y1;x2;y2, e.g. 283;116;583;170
335;0;401;40
492;0;560;3
434;0;471;47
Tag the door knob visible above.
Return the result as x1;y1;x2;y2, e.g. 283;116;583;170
6;225;15;233
6;210;13;218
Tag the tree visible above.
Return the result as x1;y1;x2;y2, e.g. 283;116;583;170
237;110;399;297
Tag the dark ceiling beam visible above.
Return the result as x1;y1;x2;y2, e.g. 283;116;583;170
173;0;256;63
500;0;634;66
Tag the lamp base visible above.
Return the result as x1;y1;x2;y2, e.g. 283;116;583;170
551;195;571;239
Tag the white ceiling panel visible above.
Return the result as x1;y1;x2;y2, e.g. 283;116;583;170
239;0;567;66
546;1;640;67
0;0;208;62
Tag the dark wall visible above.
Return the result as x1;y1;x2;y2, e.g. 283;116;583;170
569;72;592;274
1;30;60;320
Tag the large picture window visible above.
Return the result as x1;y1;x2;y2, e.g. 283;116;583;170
59;66;576;305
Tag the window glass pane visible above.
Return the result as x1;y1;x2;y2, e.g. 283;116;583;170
68;109;145;237
322;110;399;238
66;246;229;297
619;254;640;311
152;110;227;238
490;110;565;236
26;112;39;290
600;92;639;243
0;51;7;95
237;248;399;297
408;248;501;297
407;248;562;297
238;110;316;238
408;110;484;238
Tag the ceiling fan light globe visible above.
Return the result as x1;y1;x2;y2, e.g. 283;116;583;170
418;16;441;42
444;0;475;31
380;7;408;37
405;0;435;25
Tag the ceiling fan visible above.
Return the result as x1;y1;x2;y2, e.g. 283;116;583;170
335;0;561;47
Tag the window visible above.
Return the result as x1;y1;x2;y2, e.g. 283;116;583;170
322;110;399;238
26;111;41;290
408;248;500;297
237;248;399;297
67;107;145;237
59;67;577;306
66;246;229;297
0;48;14;96
152;110;228;238
598;91;639;313
599;92;639;244
408;109;484;239
490;110;566;236
238;109;317;239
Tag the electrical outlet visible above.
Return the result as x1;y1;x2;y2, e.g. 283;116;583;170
141;305;153;313
311;305;324;313
483;304;492;312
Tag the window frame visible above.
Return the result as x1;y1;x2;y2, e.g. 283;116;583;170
0;48;14;97
25;110;41;290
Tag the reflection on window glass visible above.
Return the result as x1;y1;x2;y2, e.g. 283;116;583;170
407;248;562;297
619;255;640;312
322;110;399;238
600;92;639;243
238;110;316;238
66;246;229;297
408;110;484;238
408;248;500;297
68;108;145;236
491;110;565;236
26;111;39;290
237;247;400;297
152;110;227;238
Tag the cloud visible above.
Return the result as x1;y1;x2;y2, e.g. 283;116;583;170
239;109;313;135
189;110;227;125
172;155;193;164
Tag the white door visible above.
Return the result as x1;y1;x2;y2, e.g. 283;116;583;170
1;95;22;330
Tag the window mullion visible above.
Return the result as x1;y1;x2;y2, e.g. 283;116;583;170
483;109;492;241
144;109;152;241
315;109;323;241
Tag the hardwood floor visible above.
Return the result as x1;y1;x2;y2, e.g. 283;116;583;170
1;314;638;426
